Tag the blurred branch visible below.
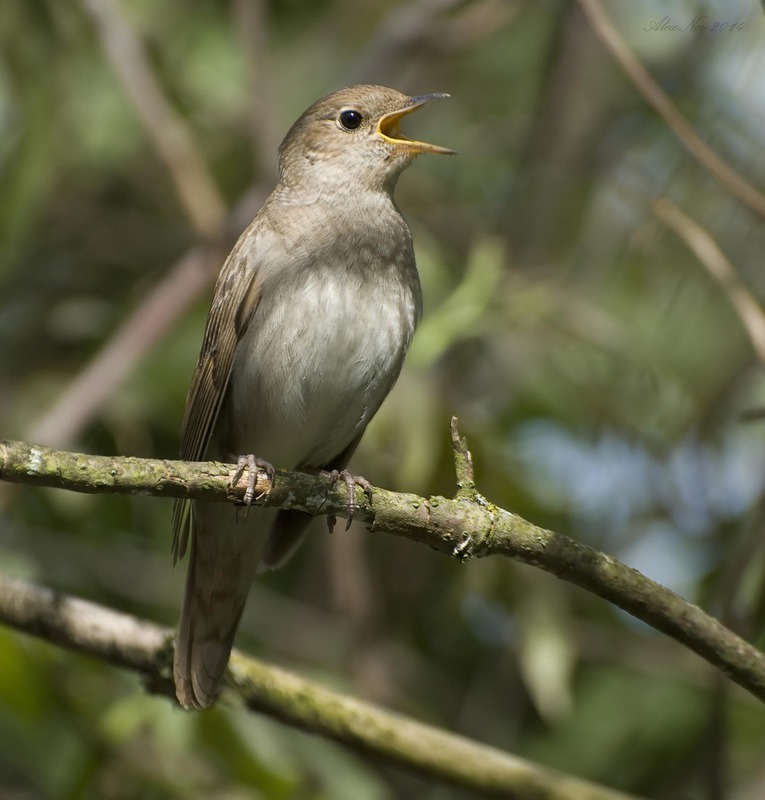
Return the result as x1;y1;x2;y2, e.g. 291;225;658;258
81;0;227;236
26;247;218;448
20;187;266;451
578;0;765;220
652;197;765;364
26;0;271;452
350;0;518;82
2;437;765;705
350;0;466;81
233;0;281;177
0;574;640;800
434;0;521;53
19;0;247;458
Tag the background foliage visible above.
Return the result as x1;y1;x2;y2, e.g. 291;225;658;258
2;0;765;797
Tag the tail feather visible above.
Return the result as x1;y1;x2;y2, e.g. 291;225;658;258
259;509;315;572
174;503;267;709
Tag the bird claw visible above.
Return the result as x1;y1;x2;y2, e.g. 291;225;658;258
321;469;372;532
232;454;275;513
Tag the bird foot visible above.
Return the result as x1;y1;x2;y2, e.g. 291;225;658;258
231;454;275;510
321;469;373;532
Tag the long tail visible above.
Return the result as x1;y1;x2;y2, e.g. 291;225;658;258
174;503;267;709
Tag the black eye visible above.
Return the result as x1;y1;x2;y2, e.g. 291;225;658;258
339;109;363;130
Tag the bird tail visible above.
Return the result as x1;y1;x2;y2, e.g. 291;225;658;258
174;504;265;709
259;508;315;572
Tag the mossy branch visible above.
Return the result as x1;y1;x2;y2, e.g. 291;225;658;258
2;434;765;712
0;573;639;800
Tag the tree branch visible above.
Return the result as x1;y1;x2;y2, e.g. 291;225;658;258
21;187;267;451
578;0;765;220
0;573;640;800
81;0;227;237
652;197;765;365
2;436;765;705
25;246;218;448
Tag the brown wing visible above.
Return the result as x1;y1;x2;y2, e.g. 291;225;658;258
172;233;264;563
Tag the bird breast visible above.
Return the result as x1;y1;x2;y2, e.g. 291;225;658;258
227;211;421;470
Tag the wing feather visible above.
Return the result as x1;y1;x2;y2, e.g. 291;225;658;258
172;232;264;562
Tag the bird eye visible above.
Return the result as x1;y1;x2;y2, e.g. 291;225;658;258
338;109;363;130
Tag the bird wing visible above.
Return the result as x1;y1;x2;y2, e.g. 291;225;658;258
172;231;264;563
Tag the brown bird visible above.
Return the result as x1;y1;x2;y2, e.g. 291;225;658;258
172;84;453;709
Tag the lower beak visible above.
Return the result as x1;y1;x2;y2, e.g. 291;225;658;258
377;93;456;155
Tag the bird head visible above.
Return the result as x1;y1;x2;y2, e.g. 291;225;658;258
277;85;454;192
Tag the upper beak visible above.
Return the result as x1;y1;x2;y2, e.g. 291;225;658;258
377;93;456;155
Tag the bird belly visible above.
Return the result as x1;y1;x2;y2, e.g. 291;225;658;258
227;268;416;470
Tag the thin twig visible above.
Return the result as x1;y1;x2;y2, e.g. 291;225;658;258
233;0;281;178
578;0;765;220
450;415;475;494
2;439;765;705
0;573;642;800
652;197;765;364
82;0;227;236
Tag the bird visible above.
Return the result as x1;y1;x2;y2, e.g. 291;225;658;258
171;84;453;709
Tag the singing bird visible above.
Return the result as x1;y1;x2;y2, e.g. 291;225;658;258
172;85;453;709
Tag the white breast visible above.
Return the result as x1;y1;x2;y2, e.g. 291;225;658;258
228;261;418;469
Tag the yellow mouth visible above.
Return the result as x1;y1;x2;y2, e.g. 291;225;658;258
377;93;456;155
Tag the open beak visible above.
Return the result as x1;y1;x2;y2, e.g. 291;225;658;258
377;93;456;155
